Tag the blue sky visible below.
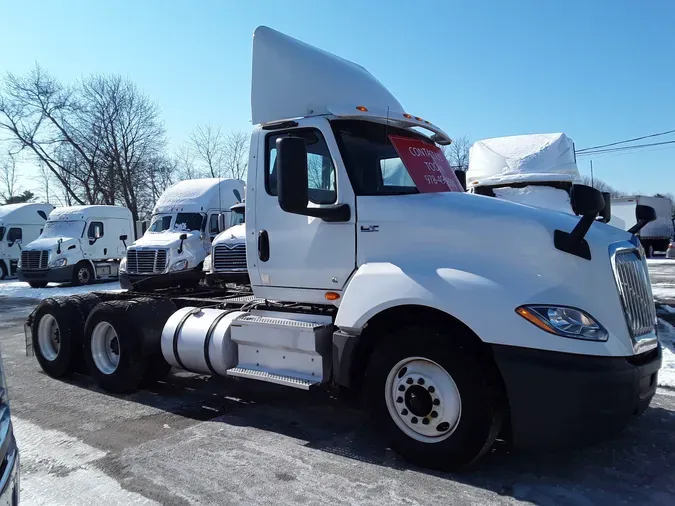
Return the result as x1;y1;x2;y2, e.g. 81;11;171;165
1;0;673;195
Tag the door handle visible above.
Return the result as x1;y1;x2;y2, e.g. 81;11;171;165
258;230;270;262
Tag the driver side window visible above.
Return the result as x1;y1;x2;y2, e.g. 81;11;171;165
88;222;104;239
266;129;337;205
7;228;21;244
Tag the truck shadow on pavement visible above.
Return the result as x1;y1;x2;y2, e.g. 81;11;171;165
59;366;675;505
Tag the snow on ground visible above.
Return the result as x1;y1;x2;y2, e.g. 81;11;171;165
657;314;675;389
0;279;124;300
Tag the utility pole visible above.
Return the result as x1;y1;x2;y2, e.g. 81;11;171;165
590;160;594;187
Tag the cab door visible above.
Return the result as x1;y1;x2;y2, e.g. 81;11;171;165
249;119;356;296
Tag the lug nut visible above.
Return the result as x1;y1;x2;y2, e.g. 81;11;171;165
431;411;438;418
433;399;440;406
401;409;408;416
422;418;430;425
396;396;403;403
411;417;418;424
406;378;413;385
398;385;405;392
428;386;435;393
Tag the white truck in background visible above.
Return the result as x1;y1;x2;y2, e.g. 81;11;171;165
17;205;134;287
27;26;662;471
119;178;245;291
0;202;54;279
609;196;673;257
203;200;248;287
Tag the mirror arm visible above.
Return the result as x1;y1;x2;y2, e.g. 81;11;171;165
178;239;184;254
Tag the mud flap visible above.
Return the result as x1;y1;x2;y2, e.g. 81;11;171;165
25;321;34;357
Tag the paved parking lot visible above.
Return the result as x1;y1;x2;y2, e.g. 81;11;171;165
1;258;674;505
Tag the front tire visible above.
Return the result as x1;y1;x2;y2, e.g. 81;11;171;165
365;326;504;471
72;262;94;286
0;261;7;280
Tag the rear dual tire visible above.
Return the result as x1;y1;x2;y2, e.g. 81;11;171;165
365;326;504;471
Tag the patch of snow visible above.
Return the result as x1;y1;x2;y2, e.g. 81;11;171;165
647;259;675;266
657;318;675;389
153;178;244;215
652;284;675;301
492;186;574;214
0;280;123;300
48;205;131;221
467;133;580;187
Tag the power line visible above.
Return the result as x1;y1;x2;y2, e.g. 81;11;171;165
576;128;675;153
576;139;675;156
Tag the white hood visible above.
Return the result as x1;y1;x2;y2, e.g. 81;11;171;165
212;224;245;246
24;236;79;251
133;231;199;248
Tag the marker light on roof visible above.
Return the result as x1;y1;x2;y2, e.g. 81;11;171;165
356;106;368;112
414;116;423;121
403;113;412;119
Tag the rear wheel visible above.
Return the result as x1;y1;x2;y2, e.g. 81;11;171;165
0;261;7;280
72;262;94;286
31;297;83;377
83;301;147;393
365;326;504;471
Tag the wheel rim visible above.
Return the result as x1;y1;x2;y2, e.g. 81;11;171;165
78;267;91;284
91;321;121;375
37;314;61;361
385;357;462;443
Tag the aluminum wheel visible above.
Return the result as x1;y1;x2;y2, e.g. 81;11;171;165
37;314;61;361
385;357;462;443
91;321;121;375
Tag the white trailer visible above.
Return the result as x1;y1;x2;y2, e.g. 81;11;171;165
26;26;661;471
17;205;133;287
0;202;54;279
119;178;245;291
609;195;673;256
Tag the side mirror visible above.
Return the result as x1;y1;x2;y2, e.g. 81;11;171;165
598;192;611;223
636;204;656;223
180;233;188;241
178;233;188;254
570;184;605;217
277;136;309;214
628;205;657;235
119;235;128;241
454;170;467;191
217;213;226;233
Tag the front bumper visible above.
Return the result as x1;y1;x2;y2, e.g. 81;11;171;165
17;265;74;284
492;343;662;450
120;267;203;291
205;269;250;286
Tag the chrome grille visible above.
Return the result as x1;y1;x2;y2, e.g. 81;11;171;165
613;249;657;340
213;244;247;271
126;248;168;274
21;250;48;270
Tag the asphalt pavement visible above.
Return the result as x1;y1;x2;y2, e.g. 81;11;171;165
1;261;674;506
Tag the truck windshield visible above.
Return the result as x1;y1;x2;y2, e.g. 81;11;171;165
230;209;245;227
41;221;86;238
331;119;452;195
148;214;172;233
174;213;205;232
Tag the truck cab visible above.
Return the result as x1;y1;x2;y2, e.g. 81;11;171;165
0;202;54;279
203;201;248;286
119;178;245;291
17;205;133;288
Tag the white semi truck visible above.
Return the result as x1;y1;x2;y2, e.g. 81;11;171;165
25;26;661;471
609;195;673;257
0;202;54;279
203;201;248;287
17;205;134;287
119;178;245;291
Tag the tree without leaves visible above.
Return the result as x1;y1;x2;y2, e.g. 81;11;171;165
189;124;225;178
580;175;625;197
223;130;249;180
443;135;471;171
0;152;20;203
182;125;249;181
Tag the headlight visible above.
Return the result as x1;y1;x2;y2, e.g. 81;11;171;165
170;259;189;272
516;305;608;341
49;258;67;268
203;254;212;272
119;257;127;272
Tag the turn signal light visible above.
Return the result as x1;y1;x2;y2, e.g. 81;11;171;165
515;307;553;333
325;292;340;301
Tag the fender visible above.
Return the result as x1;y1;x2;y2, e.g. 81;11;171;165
335;260;633;357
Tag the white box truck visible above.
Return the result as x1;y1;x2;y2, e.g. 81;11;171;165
610;195;673;256
119;178;245;291
26;26;661;471
17;205;134;288
0;202;54;279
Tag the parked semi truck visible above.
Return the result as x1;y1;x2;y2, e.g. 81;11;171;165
25;26;661;471
609;195;674;257
119;178;245;291
203;201;248;287
17;205;134;287
0;202;54;279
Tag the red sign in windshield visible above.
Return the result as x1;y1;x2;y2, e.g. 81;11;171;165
389;135;464;193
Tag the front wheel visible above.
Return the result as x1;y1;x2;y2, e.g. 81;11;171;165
72;262;94;286
0;261;7;280
365;326;504;471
